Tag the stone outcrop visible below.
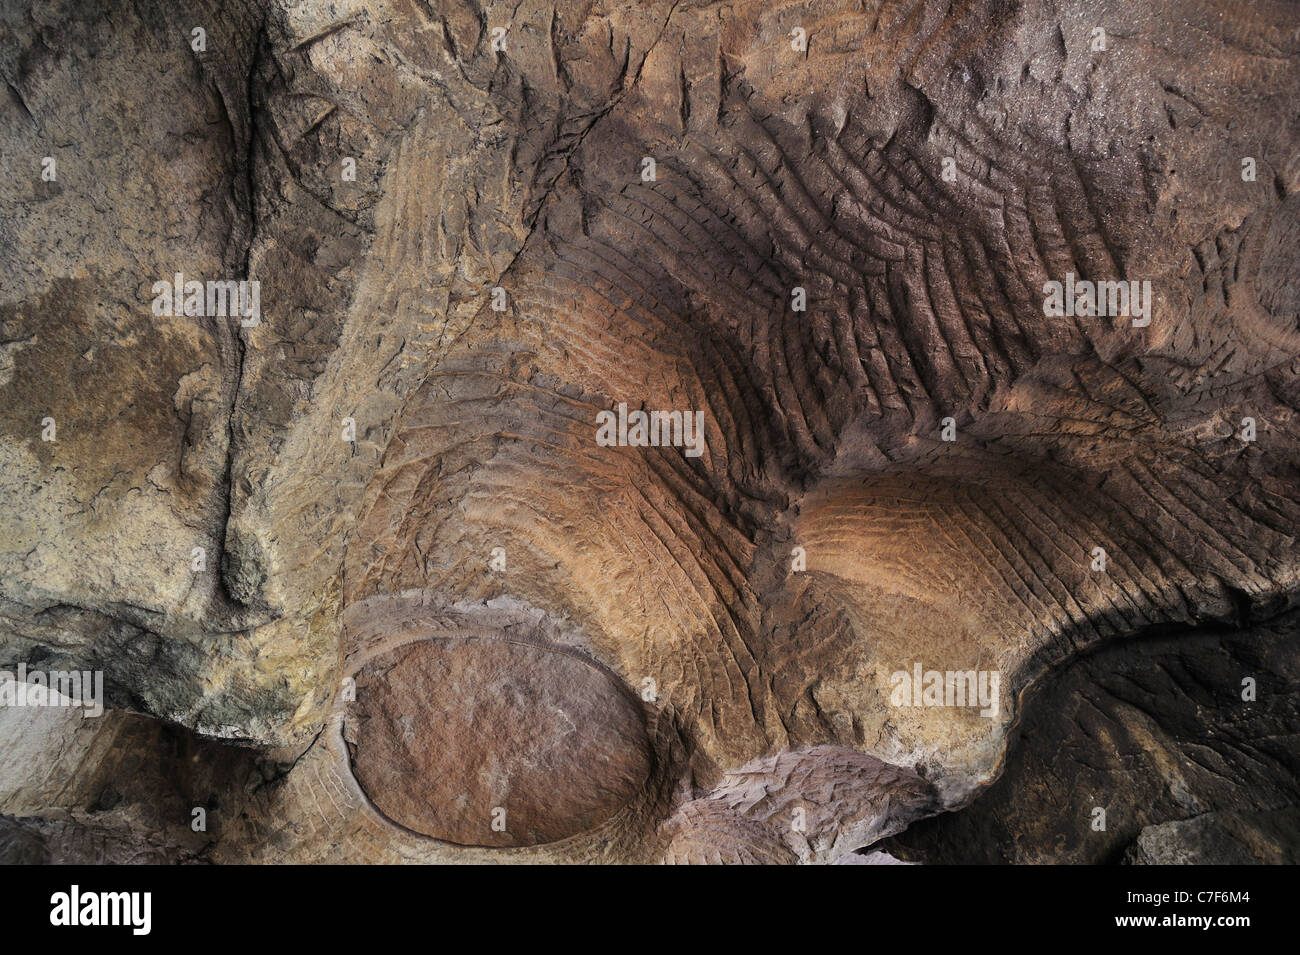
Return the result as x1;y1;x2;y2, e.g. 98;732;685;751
1;0;1297;863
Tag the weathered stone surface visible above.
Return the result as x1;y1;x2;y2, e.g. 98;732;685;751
0;0;1297;864
346;636;653;846
886;610;1300;864
0;695;266;864
1123;810;1300;865
660;746;937;864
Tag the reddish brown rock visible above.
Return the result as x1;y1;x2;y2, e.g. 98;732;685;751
345;637;653;847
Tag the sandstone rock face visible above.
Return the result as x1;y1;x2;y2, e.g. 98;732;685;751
346;636;653;846
1123;811;1300;865
886;609;1300;863
0;0;1297;864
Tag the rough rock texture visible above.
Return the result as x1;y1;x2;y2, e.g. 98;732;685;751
1123;810;1300;865
346;636;653;846
0;0;1298;864
886;608;1300;863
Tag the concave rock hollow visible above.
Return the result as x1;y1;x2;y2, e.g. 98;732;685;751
344;637;653;847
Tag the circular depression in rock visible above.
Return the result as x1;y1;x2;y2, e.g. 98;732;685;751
344;637;652;847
